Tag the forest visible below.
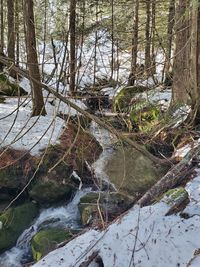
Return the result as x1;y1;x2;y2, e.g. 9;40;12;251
0;0;200;267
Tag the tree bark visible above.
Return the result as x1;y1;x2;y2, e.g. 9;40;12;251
7;0;16;77
145;0;151;76
165;0;175;77
24;0;46;116
69;0;77;95
172;0;190;104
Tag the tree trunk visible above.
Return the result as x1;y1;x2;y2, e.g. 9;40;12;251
69;0;76;95
145;0;151;76
172;0;190;104
7;0;16;77
189;0;200;123
24;0;46;116
128;0;139;86
0;0;4;53
165;0;175;78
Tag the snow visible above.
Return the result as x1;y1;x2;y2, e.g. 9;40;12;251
32;165;200;267
0;85;87;155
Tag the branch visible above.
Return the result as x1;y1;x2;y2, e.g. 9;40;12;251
0;56;164;166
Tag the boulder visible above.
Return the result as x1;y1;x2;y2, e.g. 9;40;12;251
29;180;73;205
78;192;134;226
113;85;149;112
0;74;27;96
104;145;165;198
0;148;35;199
31;228;78;261
0;202;38;252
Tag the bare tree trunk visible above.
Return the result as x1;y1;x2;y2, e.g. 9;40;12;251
0;0;4;53
172;0;190;103
151;0;156;74
128;0;139;86
24;0;46;116
189;0;200;123
145;0;151;76
15;0;19;67
7;0;16;77
165;0;175;78
69;0;77;95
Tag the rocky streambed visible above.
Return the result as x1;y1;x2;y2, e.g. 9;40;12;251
0;117;166;267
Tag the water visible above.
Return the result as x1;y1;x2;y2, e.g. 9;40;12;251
0;123;115;267
0;189;90;267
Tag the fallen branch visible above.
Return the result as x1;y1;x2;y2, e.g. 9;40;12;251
0;56;165;166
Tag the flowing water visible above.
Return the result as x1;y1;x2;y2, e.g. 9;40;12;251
0;189;90;267
0;123;116;267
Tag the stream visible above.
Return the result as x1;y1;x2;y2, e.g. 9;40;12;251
0;122;116;267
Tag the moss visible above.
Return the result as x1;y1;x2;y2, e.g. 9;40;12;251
0;74;27;96
113;85;149;112
31;228;76;261
0;202;38;252
163;187;188;204
0;168;22;189
29;180;73;205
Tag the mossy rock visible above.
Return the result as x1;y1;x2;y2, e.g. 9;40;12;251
0;202;38;252
78;192;134;226
0;74;27;96
130;105;160;132
0;148;35;199
113;85;149;112
29;180;73;205
163;187;188;205
104;146;166;197
31;228;77;261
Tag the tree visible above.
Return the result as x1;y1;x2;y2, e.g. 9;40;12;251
69;0;77;95
172;0;190;103
7;0;16;77
24;0;46;116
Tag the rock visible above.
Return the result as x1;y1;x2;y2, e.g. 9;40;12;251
31;228;78;261
113;85;149;112
78;192;134;226
0;202;38;252
162;187;189;216
0;74;28;96
0;148;35;199
29;180;73;205
104;145;165;198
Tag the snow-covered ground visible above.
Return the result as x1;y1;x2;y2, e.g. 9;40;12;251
0;79;87;155
32;162;200;267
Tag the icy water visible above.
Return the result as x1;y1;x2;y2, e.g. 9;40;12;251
0;123;115;267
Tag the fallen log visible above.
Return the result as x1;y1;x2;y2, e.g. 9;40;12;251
138;145;200;207
0;55;165;166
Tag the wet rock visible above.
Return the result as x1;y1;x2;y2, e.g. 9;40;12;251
31;228;78;261
0;148;35;199
104;145;165;198
78;192;134;226
0;74;28;96
29;180;73;205
0;202;38;252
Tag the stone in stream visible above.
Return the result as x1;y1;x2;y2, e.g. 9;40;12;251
78;192;134;226
104;145;166;198
31;228;79;261
0;202;38;253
